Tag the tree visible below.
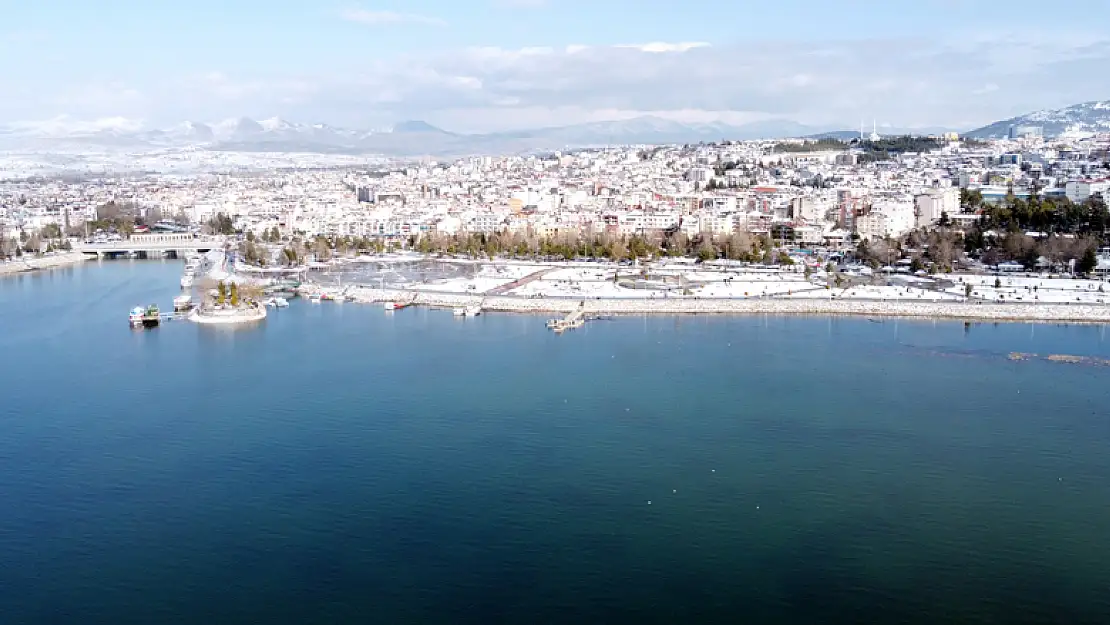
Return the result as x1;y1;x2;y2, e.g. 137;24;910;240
696;239;717;262
41;223;63;240
994;277;1002;289
229;282;240;307
965;284;973;299
1077;246;1098;275
208;213;235;235
217;281;227;306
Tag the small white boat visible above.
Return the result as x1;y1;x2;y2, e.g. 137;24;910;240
453;308;466;317
180;275;194;289
129;306;145;328
383;301;405;311
274;297;289;308
464;304;482;317
309;293;322;303
173;295;193;312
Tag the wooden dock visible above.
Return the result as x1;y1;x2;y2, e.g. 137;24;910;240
546;302;586;333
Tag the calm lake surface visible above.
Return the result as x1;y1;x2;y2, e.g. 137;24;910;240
2;261;1109;624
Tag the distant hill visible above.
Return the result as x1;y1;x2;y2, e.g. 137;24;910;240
0;115;955;157
391;120;451;134
966;100;1110;138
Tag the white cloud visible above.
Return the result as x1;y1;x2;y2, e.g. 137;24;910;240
492;0;547;6
615;42;710;53
340;8;446;27
6;37;1110;132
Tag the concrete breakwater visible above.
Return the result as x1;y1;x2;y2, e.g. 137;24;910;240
332;286;1110;323
0;252;89;277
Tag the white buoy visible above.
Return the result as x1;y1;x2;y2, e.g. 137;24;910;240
712;469;715;473
648;501;652;505
673;489;677;493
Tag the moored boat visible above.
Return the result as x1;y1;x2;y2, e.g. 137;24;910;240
142;304;161;328
173;295;193;312
129;306;145;328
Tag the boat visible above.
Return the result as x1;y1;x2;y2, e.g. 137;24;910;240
383;301;406;311
453;307;466;317
173;295;193;312
129;306;145;328
141;304;160;328
273;297;289;308
309;292;322;303
180;274;194;289
464;304;482;317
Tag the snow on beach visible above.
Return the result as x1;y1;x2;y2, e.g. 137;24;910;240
310;260;1110;322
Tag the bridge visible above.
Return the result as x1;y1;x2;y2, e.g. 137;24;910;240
75;234;226;258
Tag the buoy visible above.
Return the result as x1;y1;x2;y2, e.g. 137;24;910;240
673;489;677;493
648;501;652;505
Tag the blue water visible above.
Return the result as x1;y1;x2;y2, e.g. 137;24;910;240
2;261;1110;624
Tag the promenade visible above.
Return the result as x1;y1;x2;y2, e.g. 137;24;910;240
335;286;1110;323
0;252;89;277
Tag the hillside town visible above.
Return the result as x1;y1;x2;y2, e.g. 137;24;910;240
2;128;1110;276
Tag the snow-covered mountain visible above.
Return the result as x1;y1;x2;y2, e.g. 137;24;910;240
0;114;952;156
966;100;1110;138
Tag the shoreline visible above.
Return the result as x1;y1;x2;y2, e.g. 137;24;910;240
325;286;1110;324
0;252;90;277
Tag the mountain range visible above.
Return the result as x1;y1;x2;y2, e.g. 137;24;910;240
0;115;953;157
2;100;1108;157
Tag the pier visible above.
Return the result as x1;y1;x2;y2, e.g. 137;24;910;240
547;302;587;333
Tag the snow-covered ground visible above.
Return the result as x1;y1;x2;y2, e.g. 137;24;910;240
940;274;1109;304
417;263;539;294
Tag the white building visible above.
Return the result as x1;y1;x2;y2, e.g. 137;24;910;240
914;188;959;228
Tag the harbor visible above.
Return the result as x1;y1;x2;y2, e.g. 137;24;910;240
119;251;1110;328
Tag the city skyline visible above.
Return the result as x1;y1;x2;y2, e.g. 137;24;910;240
3;0;1110;132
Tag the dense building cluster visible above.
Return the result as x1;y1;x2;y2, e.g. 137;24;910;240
2;132;1110;269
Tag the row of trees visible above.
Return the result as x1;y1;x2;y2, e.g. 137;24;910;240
854;226;1103;275
968;193;1110;237
235;229;800;267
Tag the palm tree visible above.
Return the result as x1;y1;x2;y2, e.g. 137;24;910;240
230;282;240;307
217;281;227;306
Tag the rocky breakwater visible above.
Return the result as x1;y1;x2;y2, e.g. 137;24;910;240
578;298;1110;322
334;286;1110;323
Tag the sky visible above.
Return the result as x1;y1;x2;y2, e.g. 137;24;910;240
3;0;1110;133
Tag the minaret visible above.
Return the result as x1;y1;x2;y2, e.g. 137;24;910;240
869;119;881;142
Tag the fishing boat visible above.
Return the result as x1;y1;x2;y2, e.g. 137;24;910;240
141;304;161;328
383;301;406;311
453;307;466;317
464;304;482;317
173;295;194;312
309;292;322;303
129;306;145;328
